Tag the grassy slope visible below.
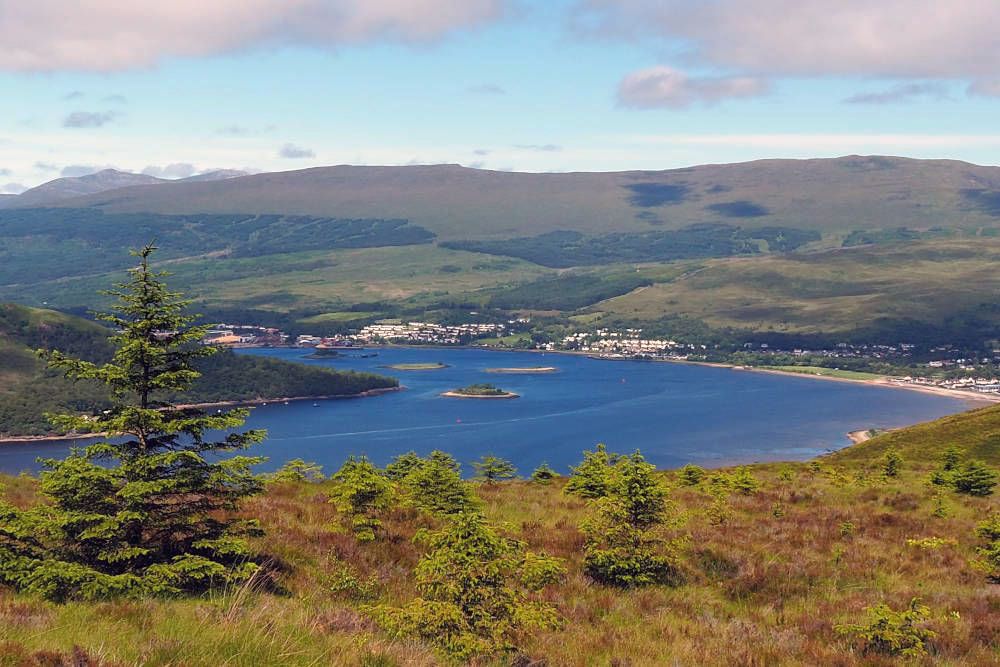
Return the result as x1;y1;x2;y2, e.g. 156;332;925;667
829;403;1000;466
2;406;999;665
595;239;1000;333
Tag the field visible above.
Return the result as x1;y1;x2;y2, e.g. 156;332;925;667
757;366;885;381
2;405;999;665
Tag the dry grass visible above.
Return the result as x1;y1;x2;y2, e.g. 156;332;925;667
2;459;998;665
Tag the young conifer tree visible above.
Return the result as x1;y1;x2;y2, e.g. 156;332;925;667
0;245;266;601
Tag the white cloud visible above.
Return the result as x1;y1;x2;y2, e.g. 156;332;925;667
63;110;117;128
577;1;1000;79
844;83;949;105
278;143;316;159
617;66;767;109
0;1;510;72
141;163;197;178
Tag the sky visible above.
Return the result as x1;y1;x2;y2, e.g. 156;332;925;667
2;0;1000;192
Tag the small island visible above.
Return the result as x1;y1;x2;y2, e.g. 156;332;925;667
382;362;449;371
485;366;558;374
441;383;519;399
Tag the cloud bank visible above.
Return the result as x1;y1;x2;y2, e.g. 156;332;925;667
63;111;117;128
0;1;509;72
618;66;767;108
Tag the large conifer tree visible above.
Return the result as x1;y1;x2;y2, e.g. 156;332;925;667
0;245;266;601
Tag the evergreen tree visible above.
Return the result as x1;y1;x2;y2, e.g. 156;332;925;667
564;443;618;499
974;514;1000;583
941;445;963;472
951;460;998;497
0;245;265;601
400;453;477;516
472;455;517;484
679;464;706;486
369;513;564;660
268;458;324;483
530;462;558;483
329;456;394;542
384;451;423;480
883;448;903;478
581;452;685;587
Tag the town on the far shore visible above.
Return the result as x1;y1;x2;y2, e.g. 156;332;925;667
202;320;1000;397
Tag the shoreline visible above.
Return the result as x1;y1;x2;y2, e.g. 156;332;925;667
0;386;402;445
440;390;520;399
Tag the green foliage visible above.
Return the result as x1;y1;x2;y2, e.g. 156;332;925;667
973;514;1000;583
471;456;517;484
399;452;477;517
268;459;325;483
0;246;265;601
708;467;762;496
951;460;998;496
486;272;653;311
679;464;706;486
368;513;564;660
837;598;936;657
384;451;424;481
443;224;819;269
530;462;558;484
564;443;619;499
941;445;964;472
329;457;395;542
883;448;903;478
452;383;507;396
581;452;685;587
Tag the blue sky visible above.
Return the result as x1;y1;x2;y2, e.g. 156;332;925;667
2;1;1000;192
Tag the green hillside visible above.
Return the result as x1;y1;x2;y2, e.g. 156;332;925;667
829;403;1000;466
0;303;397;437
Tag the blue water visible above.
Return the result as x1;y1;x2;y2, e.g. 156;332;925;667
0;347;971;476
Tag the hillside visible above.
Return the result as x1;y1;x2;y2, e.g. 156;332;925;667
829;402;1000;466
2;410;998;665
2;156;1000;347
10;169;165;208
0;303;397;437
41;156;1000;240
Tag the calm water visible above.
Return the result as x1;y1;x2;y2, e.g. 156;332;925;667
0;347;971;475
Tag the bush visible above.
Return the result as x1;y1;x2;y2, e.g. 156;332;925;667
472;456;517;484
328;457;395;542
951;460;998;496
564;444;618;499
268;458;324;483
530;462;558;483
384;451;423;480
883;448;903;478
399;453;477;516
582;452;685;587
837;598;935;657
679;464;706;486
368;513;564;660
973;514;1000;583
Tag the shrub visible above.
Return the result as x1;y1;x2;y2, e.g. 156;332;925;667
384;451;423;480
973;514;1000;583
268;458;324;483
368;513;564;660
729;467;762;495
679;464;706;486
328;456;395;542
582;452;685;587
530;462;558;483
883;448;903;478
941;445;963;472
399;453;477;516
906;537;957;550
951;460;998;496
837;598;935;657
472;455;517;484
564;443;618;499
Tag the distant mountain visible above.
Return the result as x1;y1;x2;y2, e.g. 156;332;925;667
6;168;250;208
178;169;249;183
49;156;1000;240
11;169;165;207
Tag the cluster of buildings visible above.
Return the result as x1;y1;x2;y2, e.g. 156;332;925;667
202;325;287;347
897;376;1000;395
556;328;703;358
293;321;512;347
